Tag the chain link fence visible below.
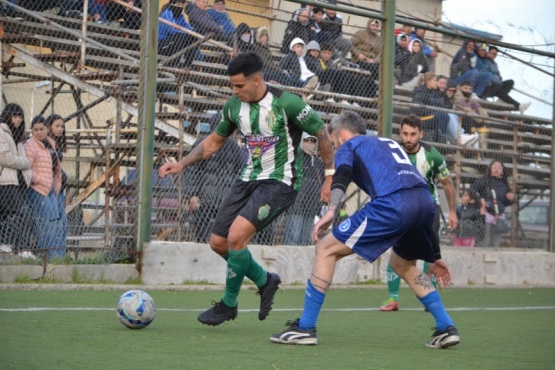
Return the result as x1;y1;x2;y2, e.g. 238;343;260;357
0;0;552;274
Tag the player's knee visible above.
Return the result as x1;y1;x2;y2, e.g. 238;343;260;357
209;235;228;256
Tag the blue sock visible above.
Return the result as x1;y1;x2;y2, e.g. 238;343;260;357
418;291;454;331
299;279;326;330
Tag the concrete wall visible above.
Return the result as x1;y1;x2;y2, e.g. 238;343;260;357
142;242;555;287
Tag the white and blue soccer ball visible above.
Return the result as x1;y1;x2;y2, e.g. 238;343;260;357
116;290;156;329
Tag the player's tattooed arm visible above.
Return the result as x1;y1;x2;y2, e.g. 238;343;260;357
315;127;334;170
328;188;345;215
414;272;434;291
179;132;226;169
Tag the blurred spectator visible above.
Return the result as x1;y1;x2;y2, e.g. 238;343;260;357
284;133;324;246
453;81;488;150
410;72;449;143
454;188;484;247
183;112;244;243
396;38;428;89
321;0;351;58
185;0;230;42
25;116;64;260
231;22;254;53
476;44;531;114
351;18;382;77
410;27;438;72
0;103;32;254
46;114;68;255
207;0;235;37
310;7;325;42
279;38;321;98
106;0;142;29
280;8;314;55
252;27;305;88
158;0;198;69
180;195;201;242
450;40;493;97
470;160;514;247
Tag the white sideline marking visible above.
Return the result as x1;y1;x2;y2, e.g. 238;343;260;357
1;306;555;313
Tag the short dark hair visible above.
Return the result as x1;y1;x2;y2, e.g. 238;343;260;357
488;45;499;53
401;114;422;131
227;52;263;77
320;42;334;52
313;7;324;14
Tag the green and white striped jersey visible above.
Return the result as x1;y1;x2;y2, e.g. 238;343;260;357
215;86;324;190
407;142;450;205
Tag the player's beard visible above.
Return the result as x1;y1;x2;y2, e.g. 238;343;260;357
402;141;417;152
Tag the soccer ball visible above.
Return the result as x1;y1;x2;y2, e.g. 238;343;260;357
116;290;156;329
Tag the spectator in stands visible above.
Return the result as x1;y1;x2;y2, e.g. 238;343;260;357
279;37;321;99
19;0;56;12
410;72;449;143
321;0;351;58
351;18;382;78
251;27;305;88
46;114;68;256
231;22;254;53
454;188;484;247
180;195;201;242
280;8;314;55
450;40;493;98
186;0;230;42
319;42;377;103
396;38;428;89
183;112;244;243
410;27;438;72
476;44;531;114
25;116;65;260
158;0;198;69
454;80;489;151
470;160;514;247
105;0;142;29
0;103;32;255
310;7;325;42
284;133;324;246
207;0;235;37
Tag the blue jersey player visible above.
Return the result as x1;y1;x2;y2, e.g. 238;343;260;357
270;111;460;349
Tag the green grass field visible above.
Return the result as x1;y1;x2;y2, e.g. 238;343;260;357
1;287;554;370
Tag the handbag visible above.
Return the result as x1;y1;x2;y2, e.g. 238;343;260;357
495;218;510;234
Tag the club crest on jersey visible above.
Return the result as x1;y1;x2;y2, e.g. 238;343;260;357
258;204;271;221
246;134;279;159
339;218;351;232
265;109;277;130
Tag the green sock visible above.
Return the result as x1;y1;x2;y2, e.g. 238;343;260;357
386;262;400;301
222;249;250;308
423;261;438;289
220;250;267;288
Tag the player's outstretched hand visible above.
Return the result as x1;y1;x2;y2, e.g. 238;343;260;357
428;259;452;289
311;210;334;244
158;162;184;178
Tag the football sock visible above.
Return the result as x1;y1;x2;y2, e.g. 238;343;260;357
299;279;326;330
245;248;267;287
386;263;400;300
221;249;250;308
219;249;267;287
423;261;438;289
418;290;454;331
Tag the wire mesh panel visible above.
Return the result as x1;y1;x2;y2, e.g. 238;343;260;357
0;0;552;279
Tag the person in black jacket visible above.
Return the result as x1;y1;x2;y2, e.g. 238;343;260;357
280;8;315;55
470;160;515;247
410;72;449;143
454;188;484;246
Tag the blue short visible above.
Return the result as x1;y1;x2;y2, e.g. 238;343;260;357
332;187;436;263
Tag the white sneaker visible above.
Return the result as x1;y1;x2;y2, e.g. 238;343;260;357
339;100;351;105
19;251;38;260
0;245;13;253
461;133;479;147
304;76;319;91
519;102;531;114
325;98;336;103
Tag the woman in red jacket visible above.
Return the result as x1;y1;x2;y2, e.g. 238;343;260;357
25;116;64;260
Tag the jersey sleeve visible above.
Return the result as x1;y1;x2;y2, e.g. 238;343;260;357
430;146;450;181
280;91;324;134
214;100;238;138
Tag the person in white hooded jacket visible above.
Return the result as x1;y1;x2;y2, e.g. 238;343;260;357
0;103;32;253
278;37;320;91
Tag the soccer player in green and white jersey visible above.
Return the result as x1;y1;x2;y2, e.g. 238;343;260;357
380;114;458;311
159;52;335;326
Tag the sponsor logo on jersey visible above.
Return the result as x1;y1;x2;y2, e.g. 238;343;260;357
246;134;279;159
339;218;351;232
296;105;314;122
258;204;271;221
